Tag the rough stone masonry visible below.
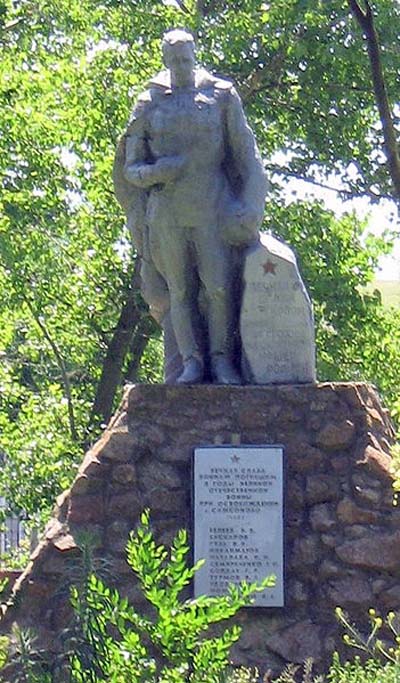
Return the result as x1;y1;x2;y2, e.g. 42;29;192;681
1;381;398;676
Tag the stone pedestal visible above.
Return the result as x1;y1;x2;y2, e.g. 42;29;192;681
2;382;398;676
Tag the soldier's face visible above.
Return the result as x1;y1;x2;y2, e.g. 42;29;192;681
164;42;195;85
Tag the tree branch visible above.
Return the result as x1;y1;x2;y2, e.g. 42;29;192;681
348;0;400;201
174;0;190;13
240;25;308;105
3;17;24;31
196;0;214;17
348;0;369;28
268;165;391;201
241;50;290;104
23;297;78;442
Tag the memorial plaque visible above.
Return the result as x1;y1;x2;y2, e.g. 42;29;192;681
193;446;284;607
240;233;316;385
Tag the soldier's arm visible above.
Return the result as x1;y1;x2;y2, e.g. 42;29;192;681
123;111;152;188
124;101;185;188
225;86;267;222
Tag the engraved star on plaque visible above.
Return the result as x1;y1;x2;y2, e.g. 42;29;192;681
262;260;277;275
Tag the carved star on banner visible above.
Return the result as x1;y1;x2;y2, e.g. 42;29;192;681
262;260;277;275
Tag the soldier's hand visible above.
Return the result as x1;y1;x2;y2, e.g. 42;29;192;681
124;156;185;188
221;199;261;246
154;155;186;183
233;201;261;231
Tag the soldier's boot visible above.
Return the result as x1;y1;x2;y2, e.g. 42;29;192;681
177;356;204;385
211;354;241;385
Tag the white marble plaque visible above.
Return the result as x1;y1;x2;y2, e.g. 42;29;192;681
194;446;284;607
240;233;316;384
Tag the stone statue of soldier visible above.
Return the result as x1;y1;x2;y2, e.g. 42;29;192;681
114;29;267;384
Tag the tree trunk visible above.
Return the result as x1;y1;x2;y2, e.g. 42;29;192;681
124;313;160;384
91;259;145;427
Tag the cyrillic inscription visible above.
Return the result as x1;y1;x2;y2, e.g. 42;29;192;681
194;446;284;607
240;233;316;384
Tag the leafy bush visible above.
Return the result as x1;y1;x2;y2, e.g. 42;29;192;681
335;606;400;664
328;652;400;683
329;607;400;683
267;658;323;683
3;510;273;682
65;510;274;683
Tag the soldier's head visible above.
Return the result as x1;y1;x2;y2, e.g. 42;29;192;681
162;29;196;86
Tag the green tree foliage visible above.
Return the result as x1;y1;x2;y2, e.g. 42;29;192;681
0;0;399;523
268;200;400;411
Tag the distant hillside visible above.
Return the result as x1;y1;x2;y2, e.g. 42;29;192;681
369;280;400;308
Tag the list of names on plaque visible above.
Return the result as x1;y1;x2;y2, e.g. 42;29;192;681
193;446;284;607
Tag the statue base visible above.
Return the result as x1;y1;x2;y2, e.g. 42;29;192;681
2;382;398;676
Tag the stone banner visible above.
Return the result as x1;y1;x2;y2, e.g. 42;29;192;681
193;446;284;606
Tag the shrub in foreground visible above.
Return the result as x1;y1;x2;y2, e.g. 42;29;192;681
3;509;273;682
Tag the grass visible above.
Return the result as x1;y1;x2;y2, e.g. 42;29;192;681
367;280;400;308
